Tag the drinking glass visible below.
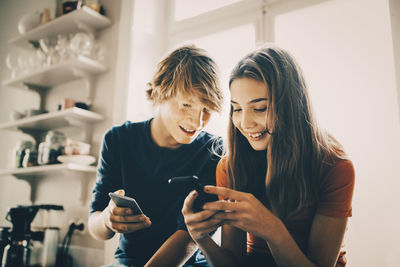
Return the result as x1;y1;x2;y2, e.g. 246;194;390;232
91;42;106;62
69;32;94;58
5;52;19;79
55;34;71;62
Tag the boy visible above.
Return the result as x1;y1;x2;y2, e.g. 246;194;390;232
88;45;224;266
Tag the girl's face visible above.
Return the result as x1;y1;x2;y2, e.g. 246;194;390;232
156;92;211;148
230;78;271;151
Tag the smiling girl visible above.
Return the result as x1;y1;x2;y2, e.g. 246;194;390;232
183;46;355;267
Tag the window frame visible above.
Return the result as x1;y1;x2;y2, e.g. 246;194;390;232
166;0;267;47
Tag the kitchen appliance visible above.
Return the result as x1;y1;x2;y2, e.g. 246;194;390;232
0;228;10;265
1;204;63;267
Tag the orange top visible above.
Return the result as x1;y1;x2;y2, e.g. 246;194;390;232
216;157;355;265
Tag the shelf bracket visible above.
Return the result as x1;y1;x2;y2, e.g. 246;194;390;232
18;128;46;145
71;67;95;106
23;83;50;111
16;176;41;204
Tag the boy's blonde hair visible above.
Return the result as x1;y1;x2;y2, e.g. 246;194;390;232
146;45;224;112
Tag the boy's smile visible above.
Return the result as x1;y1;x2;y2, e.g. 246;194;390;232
151;92;212;148
179;125;196;136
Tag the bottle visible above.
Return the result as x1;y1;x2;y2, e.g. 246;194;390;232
12;140;34;168
38;131;66;165
22;148;38;168
83;0;100;13
62;0;82;14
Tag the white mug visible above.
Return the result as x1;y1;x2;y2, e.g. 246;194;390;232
41;227;59;267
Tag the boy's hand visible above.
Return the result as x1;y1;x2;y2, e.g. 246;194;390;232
103;190;152;234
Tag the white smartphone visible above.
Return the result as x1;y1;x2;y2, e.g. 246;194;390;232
108;192;143;214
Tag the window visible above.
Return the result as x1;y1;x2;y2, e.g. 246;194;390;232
168;0;262;137
174;0;242;21
174;24;256;137
273;0;399;266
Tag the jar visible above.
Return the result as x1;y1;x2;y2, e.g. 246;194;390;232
38;131;66;165
83;0;100;12
22;148;38;168
12;140;35;168
62;0;82;14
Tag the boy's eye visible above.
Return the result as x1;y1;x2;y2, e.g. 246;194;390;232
182;103;191;108
232;108;242;112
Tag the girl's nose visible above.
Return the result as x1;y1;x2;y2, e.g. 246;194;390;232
240;110;256;129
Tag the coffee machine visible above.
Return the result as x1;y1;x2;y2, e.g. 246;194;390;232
0;204;63;267
0;227;10;265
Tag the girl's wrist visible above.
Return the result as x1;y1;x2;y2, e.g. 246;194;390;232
193;233;212;245
261;216;285;243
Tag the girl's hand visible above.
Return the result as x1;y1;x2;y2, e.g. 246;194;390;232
103;190;151;234
203;186;282;240
182;190;223;241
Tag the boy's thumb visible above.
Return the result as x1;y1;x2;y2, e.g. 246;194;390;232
115;189;125;196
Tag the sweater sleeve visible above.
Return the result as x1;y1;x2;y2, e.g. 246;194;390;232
89;129;122;213
317;159;355;218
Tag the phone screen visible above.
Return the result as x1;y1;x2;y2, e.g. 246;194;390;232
108;193;143;214
168;175;203;192
168;175;214;212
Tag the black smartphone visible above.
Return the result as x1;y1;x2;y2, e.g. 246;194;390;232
168;175;212;212
108;192;143;214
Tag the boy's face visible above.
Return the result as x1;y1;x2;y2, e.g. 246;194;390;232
157;92;212;147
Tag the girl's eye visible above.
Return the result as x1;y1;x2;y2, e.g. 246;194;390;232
183;103;191;108
232;108;242;112
254;107;267;112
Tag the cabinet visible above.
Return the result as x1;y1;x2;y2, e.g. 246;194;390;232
0;6;111;202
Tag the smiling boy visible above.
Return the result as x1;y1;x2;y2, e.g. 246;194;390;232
88;45;224;267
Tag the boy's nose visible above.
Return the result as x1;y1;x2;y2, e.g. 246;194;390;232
191;109;205;129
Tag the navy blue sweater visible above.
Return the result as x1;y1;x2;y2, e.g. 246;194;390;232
90;119;221;265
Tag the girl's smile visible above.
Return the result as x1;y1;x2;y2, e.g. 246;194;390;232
230;78;271;151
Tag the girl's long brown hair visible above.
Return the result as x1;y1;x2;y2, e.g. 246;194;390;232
227;46;345;219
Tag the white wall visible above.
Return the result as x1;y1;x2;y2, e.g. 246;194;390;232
274;0;400;265
125;0;168;122
0;0;126;265
389;0;400;122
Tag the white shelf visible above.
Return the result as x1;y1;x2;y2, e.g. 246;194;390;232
2;56;107;89
9;6;111;49
0;107;103;132
0;163;96;178
1;6;108;203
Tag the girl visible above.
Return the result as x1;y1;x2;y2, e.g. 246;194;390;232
182;46;355;267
